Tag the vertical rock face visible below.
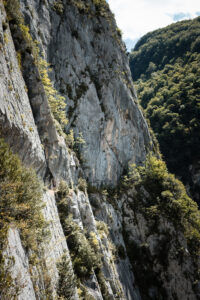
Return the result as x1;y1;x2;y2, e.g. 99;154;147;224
0;1;148;298
0;3;77;298
0;2;45;175
19;0;151;186
5;228;36;300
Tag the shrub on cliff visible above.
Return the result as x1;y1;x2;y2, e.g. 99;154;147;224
56;252;76;299
3;0;23;24
0;138;48;298
63;216;101;278
38;58;68;130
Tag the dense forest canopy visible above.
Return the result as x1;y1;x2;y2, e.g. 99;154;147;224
129;17;200;202
130;17;200;80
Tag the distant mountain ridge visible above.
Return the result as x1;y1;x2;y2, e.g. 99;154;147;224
130;16;200;80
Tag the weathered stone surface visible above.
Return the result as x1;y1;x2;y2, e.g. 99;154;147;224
0;3;77;298
42;190;70;279
67;189;130;299
19;0;151;186
90;193;141;300
5;228;36;300
0;3;46;175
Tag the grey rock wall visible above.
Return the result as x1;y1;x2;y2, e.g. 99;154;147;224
19;0;151;186
0;1;145;298
0;2;45;175
5;228;36;300
90;192;141;300
0;2;76;298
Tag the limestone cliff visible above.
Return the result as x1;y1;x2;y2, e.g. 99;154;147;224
19;0;151;186
0;0;199;299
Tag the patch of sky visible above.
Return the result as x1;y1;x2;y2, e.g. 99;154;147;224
124;38;139;52
172;12;192;21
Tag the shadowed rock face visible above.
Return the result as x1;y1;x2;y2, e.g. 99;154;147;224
19;0;151;186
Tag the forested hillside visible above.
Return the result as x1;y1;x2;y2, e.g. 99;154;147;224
130;17;200;203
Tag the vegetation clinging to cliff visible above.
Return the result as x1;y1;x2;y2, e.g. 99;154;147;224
38;58;68;130
56;183;102;279
122;154;200;298
71;0;110;17
0;139;47;250
0;139;48;298
4;0;68;131
55;183;112;298
56;253;76;299
123;154;200;254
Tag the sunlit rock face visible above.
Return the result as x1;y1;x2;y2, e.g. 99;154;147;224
19;0;151;186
